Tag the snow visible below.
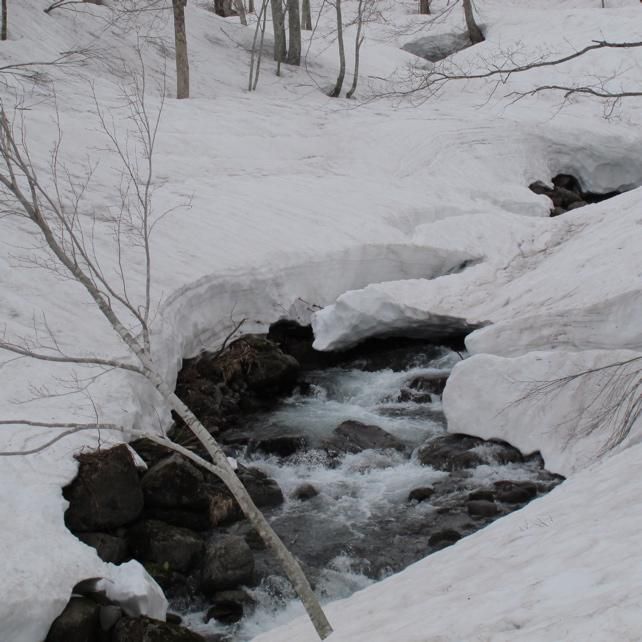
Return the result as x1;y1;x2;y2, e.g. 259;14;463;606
0;0;641;640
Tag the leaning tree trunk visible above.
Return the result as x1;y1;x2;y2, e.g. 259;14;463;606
172;0;190;98
286;0;301;65
328;0;345;97
1;0;7;42
463;0;484;44
419;0;430;14
158;384;333;640
271;0;287;63
301;0;312;30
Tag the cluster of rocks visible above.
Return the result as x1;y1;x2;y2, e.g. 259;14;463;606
529;173;621;217
52;325;564;640
54;440;281;641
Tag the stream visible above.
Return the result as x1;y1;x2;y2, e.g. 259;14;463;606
179;342;562;641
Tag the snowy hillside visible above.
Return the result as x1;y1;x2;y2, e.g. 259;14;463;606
0;0;640;641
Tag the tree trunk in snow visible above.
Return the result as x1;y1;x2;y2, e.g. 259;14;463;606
328;0;345;97
286;0;301;65
2;0;7;41
234;0;248;24
249;0;255;12
463;0;484;44
419;0;430;14
301;0;312;30
346;0;364;99
271;0;287;63
172;0;190;99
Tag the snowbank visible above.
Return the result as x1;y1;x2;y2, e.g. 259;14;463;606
0;0;641;640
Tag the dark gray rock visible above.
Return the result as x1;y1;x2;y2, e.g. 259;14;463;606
293;483;319;501
408;487;434;503
204;591;254;626
567;200;588;211
529;180;552;195
142;454;207;510
468;489;494;502
112;616;206;642
428;529;462;549
417;434;485;471
64;445;144;532
129;438;176;468
45;597;100;642
467;499;499;517
551;186;582;209
99;604;122;632
407;374;448;396
204;600;244;624
201;535;255;594
324;420;405;454
144;506;212;532
552;173;582;192
77;532;129;564
204;466;284;527
216;335;300;397
250;435;308;458
494;480;538;504
128;520;203;573
486;440;525;465
401;32;472;62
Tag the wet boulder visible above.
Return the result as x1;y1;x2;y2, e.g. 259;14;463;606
201;535;255;594
64;445;144;532
142;454;208;510
293;483;319;501
249;434;308;458
408;487;434;503
494;480;538;504
428;529;462;549
214;335;300;397
204;590;253;625
204;467;284;527
407;373;448;396
324;420;405;454
467;499;499;518
467;489;494;502
128;520;204;573
112;616;206;642
77;532;129;565
417;434;485;471
45;597;101;642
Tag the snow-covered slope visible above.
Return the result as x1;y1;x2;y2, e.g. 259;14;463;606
0;0;640;640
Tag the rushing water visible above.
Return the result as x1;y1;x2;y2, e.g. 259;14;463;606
181;345;559;641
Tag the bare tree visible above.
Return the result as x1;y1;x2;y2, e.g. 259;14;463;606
346;0;366;99
328;0;345;97
462;0;484;44
301;0;312;30
271;0;287;67
0;74;332;639
249;0;269;89
234;0;248;25
1;0;6;41
512;356;642;453
419;0;430;15
398;38;642;107
286;0;301;65
172;0;189;98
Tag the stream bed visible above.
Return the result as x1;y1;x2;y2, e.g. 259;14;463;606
178;342;562;641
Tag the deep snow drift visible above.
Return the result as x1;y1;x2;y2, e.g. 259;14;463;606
0;0;640;641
